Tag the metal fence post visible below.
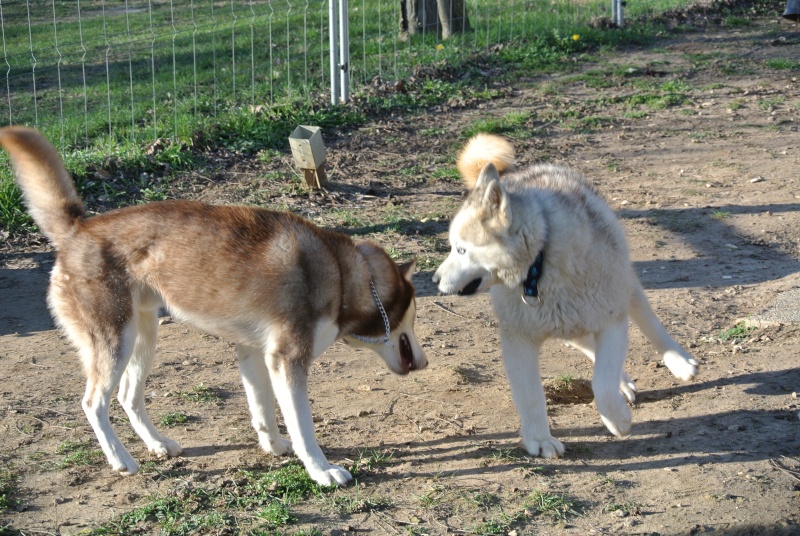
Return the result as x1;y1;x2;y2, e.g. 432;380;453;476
329;0;340;105
612;0;624;27
338;0;349;103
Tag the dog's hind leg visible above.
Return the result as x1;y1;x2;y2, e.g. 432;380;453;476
51;267;140;474
501;330;565;459
593;318;632;438
566;335;637;403
79;324;141;474
236;344;292;456
629;285;698;381
117;307;182;458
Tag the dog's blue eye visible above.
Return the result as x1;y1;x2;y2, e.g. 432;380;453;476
457;247;466;255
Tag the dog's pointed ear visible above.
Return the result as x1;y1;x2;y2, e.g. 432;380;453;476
474;162;500;189
479;175;512;229
397;257;417;283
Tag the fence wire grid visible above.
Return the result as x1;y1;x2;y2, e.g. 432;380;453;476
1;0;706;149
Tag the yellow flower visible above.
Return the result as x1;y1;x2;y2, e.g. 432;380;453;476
572;34;580;41
436;44;444;50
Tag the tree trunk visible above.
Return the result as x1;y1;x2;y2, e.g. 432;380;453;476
436;0;470;39
400;0;470;39
400;0;437;36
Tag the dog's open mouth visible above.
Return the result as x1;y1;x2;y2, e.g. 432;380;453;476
400;333;415;372
459;278;483;296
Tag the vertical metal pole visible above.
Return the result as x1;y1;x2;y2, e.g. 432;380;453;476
338;0;349;103
612;0;624;27
329;0;339;105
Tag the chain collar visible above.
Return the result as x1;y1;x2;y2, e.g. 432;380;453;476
351;277;395;347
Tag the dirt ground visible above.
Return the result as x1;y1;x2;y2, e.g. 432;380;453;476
2;15;800;536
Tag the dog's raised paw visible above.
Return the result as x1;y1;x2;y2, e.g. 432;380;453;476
523;436;565;459
663;349;698;382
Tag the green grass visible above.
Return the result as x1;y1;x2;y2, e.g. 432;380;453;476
350;448;395;476
469;491;501;509
159;411;190;427
95;495;235;535
729;98;746;111
417;488;442;509
328;208;371;229
325;492;392;514
0;469;19;511
764;58;800;71
471;513;523;536
256;501;297;528
724;16;751;27
175;384;222;404
55;440;105;469
595;473;616;487
525;490;580;521
603;500;643;515
589;79;693;111
0;0;728;240
93;461;333;535
462;111;532;139
553;373;575;390
719;322;756;341
431;166;462;182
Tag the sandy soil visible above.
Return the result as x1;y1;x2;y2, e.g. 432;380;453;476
2;16;800;536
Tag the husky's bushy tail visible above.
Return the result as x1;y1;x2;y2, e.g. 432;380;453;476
456;133;516;189
0;126;84;248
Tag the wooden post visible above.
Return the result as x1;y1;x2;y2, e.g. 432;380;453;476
289;125;327;189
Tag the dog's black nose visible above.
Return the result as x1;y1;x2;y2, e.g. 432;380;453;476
458;278;482;296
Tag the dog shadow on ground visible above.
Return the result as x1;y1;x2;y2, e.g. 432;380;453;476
165;368;799;481
0;251;55;336
369;366;799;472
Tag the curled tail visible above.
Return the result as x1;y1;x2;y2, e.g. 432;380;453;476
0;126;84;247
456;133;516;189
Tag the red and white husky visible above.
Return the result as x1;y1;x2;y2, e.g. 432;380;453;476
0;126;427;486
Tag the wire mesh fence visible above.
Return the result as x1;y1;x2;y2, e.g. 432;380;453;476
0;0;707;149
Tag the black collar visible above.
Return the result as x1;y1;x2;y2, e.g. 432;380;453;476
522;251;544;301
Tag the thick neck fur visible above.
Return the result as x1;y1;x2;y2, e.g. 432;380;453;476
465;180;548;289
502;191;548;286
342;241;412;338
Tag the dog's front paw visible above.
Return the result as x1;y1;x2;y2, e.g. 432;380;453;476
599;400;632;438
522;436;565;459
258;434;293;456
110;456;140;475
148;438;182;458
663;350;698;382
308;464;353;487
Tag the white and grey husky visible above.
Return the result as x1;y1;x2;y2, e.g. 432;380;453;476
434;133;697;458
0;126;427;486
